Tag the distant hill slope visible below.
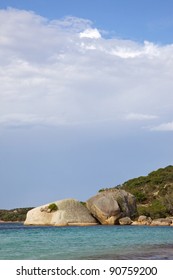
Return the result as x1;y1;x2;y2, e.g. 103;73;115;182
121;165;173;218
99;165;173;219
0;208;33;222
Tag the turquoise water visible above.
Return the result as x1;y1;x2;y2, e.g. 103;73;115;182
0;223;173;259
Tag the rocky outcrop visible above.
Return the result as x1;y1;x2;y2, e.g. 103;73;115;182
138;215;151;223
119;217;132;225
132;215;152;226
24;199;98;226
131;216;173;226
86;189;137;225
150;218;172;226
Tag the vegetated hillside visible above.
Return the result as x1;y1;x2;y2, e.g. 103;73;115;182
0;207;33;222
121;165;173;218
99;165;173;219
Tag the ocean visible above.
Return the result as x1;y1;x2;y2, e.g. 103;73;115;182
0;223;173;260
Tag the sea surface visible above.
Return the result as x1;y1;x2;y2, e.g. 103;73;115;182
0;223;173;260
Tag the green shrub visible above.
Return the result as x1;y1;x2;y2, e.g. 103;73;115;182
137;206;149;217
80;201;86;207
149;200;167;218
133;191;147;203
98;188;107;192
137;200;168;219
48;203;58;212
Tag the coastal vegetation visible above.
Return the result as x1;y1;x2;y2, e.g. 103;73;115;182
0;207;33;222
99;165;173;219
48;203;58;212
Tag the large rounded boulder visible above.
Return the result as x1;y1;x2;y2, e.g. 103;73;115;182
86;189;137;225
24;199;98;226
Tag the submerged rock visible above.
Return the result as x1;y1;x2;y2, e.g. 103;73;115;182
86;189;137;225
24;199;98;226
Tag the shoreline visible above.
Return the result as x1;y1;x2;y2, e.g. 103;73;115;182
1;215;173;226
0;220;23;223
0;221;173;227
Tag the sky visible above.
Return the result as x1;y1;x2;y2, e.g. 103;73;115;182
0;0;173;209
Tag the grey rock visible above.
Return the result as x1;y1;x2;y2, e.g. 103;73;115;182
138;215;148;222
86;189;137;225
119;216;132;225
137;215;152;225
151;218;172;226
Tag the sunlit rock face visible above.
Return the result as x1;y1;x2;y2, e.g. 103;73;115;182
24;199;98;226
86;189;137;225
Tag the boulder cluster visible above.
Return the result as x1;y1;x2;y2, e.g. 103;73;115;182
132;216;173;226
24;189;137;226
24;189;173;226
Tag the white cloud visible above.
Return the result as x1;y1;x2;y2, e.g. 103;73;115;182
125;113;158;121
0;8;173;131
108;41;159;59
79;28;101;39
151;122;173;131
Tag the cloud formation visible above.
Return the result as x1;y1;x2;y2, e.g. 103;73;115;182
79;28;101;39
125;113;158;121
0;8;173;131
151;122;173;131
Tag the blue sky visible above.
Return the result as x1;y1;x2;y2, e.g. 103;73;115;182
0;1;173;209
1;0;173;43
